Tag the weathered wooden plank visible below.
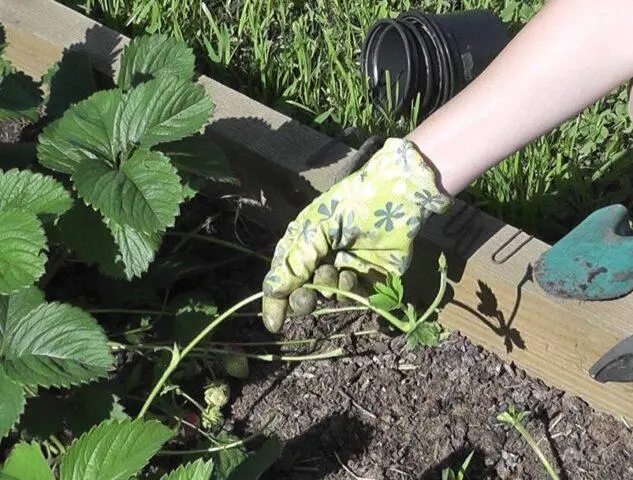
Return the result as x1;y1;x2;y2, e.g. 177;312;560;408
2;0;633;421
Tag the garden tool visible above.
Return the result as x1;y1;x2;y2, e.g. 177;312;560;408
532;204;633;383
588;335;633;383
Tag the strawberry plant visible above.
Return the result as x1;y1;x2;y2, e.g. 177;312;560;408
0;29;283;478
0;22;452;478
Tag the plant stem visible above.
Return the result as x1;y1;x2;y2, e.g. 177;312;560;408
513;421;560;480
193;347;345;362
137;292;264;419
232;305;369;319
177;389;207;415
110;325;154;337
48;435;66;456
303;283;410;332
311;305;369;316
113;328;379;352
98;304;368;322
158;415;274;455
165;231;272;263
500;413;560;480
207;329;379;348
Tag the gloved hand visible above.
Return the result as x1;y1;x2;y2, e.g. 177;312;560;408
261;137;453;332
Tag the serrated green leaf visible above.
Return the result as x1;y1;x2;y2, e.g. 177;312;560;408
60;418;173;480
0;286;45;335
44;50;98;119
160;459;214;480
0;299;114;388
37;89;123;174
0;211;47;294
1;442;54;480
73;149;183;233
369;274;403;312
368;292;399;312
227;437;281;480
0;368;25;439
117;34;195;91
158;136;237;184
56;202;123;277
108;220;161;279
57;204;160;280
0;71;42;122
118;76;213;149
0;169;72;219
405;322;444;350
210;432;248;480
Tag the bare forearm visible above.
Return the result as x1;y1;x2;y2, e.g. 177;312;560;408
408;0;633;196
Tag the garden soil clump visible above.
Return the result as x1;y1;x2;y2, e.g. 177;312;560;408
228;310;633;480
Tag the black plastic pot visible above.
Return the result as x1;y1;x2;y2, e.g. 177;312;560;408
361;9;509;117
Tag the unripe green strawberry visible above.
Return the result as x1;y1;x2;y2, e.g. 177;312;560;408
202;405;223;429
204;380;230;408
223;354;249;379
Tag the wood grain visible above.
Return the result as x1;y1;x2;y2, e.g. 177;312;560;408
2;0;632;421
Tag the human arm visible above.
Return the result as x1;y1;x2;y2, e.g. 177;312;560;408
410;0;633;196
261;0;633;331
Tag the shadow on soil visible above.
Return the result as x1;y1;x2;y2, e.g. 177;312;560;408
259;413;375;480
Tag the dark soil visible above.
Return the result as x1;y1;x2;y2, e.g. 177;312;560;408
0;118;25;143
227;309;633;480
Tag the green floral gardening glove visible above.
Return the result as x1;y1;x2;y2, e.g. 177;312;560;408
261;138;453;332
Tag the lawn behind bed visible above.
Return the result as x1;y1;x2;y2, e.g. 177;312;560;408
63;0;633;242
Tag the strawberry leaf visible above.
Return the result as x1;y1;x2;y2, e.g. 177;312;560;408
0;169;72;219
117;34;195;90
0;71;42;123
158;135;238;184
227;437;281;480
0;368;25;439
57;203;161;280
0;211;47;294
1;441;54;479
43;50;98;119
160;459;214;480
37;89;123;174
72;149;183;233
57;202;121;275
108;219;161;279
0;289;114;388
369;273;403;312
118;76;213;149
60;418;173;480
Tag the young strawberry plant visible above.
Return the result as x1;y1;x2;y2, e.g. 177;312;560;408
0;22;452;479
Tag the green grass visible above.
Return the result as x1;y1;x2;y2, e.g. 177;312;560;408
62;0;633;242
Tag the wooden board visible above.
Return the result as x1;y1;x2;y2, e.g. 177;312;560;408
2;0;633;421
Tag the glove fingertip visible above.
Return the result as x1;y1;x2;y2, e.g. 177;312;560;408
262;296;288;333
289;287;317;315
